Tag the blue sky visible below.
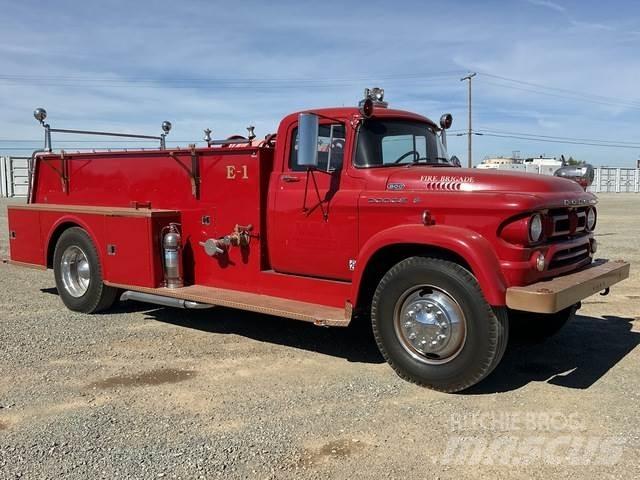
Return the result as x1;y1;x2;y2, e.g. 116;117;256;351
1;0;639;166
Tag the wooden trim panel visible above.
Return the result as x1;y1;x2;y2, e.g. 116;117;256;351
8;203;179;218
106;282;351;327
506;259;630;313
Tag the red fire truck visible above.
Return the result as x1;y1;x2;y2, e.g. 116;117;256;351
6;89;629;392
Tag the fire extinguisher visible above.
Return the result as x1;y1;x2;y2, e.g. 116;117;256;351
162;223;183;288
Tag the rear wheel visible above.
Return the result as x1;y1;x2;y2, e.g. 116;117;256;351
53;227;118;313
371;257;508;393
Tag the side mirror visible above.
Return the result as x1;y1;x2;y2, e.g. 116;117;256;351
297;113;319;168
450;155;461;168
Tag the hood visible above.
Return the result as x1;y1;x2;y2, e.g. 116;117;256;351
384;167;585;194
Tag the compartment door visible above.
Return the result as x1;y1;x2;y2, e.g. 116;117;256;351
103;216;155;287
7;208;44;266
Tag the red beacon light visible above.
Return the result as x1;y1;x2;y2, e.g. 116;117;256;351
359;97;374;118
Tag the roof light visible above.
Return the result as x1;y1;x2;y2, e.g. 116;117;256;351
440;113;453;130
370;87;385;103
33;107;47;124
359;87;388;110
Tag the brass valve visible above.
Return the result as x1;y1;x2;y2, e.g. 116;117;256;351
199;224;253;257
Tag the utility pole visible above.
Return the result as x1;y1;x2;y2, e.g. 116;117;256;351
460;72;477;168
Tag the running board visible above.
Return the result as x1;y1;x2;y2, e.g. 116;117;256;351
106;282;352;327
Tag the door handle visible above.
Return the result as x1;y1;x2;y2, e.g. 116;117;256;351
281;175;301;183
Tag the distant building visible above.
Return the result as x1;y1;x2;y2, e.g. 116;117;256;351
476;156;520;169
477;155;562;176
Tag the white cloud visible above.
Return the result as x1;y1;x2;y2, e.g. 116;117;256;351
525;0;566;13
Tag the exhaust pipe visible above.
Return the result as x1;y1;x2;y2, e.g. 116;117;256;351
120;291;214;310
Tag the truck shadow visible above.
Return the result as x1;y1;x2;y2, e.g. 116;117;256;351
138;303;385;365
465;314;639;394
56;292;639;386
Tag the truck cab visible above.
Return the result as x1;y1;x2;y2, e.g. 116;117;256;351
7;89;629;392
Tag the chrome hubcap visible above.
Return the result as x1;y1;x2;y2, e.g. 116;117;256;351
394;286;466;364
60;246;91;297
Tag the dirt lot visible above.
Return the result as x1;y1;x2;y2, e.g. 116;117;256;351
0;195;638;479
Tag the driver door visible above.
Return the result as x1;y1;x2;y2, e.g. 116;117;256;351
270;121;358;281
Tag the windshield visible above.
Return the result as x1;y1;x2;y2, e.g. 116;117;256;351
355;119;449;168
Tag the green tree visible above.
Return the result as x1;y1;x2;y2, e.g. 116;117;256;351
566;156;585;166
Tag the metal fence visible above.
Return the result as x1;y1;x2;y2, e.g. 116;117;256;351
589;168;640;193
1;156;29;198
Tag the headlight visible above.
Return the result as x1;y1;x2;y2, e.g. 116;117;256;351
529;214;543;243
586;207;597;231
500;213;546;246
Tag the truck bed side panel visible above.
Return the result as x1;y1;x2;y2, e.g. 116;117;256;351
7;208;43;267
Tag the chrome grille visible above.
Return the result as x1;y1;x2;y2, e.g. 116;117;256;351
548;207;588;238
549;244;590;270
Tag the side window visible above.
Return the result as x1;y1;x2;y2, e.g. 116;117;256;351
290;123;346;172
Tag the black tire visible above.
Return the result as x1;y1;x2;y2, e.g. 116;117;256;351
508;306;576;344
371;257;508;393
53;227;118;313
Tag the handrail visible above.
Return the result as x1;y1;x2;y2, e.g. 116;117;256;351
33;107;172;152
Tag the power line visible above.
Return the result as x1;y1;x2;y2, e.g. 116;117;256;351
479;72;640;108
475;128;640;146
2;128;640;149
477;132;640;149
0;72;463;89
0;71;464;82
481;80;640;111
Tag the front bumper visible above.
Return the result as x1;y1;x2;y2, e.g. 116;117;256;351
505;259;630;314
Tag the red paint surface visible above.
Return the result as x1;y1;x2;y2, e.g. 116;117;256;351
8;106;596;311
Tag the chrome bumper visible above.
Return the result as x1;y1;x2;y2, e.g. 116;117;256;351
505;259;630;314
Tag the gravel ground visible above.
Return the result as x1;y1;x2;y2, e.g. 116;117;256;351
0;194;638;479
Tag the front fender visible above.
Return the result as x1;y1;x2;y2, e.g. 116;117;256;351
352;224;507;307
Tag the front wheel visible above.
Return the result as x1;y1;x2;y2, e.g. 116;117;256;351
53;227;118;313
371;257;508;393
